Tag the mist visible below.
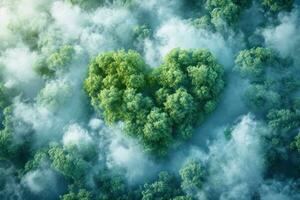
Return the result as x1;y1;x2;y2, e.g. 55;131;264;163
0;0;300;199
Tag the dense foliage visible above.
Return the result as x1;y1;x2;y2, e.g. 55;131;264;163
1;0;300;199
85;49;224;156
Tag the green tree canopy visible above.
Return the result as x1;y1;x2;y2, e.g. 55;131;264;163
142;172;183;200
205;0;252;25
179;160;205;192
0;84;8;110
267;109;300;134
262;0;294;13
85;48;224;156
235;47;278;81
48;146;88;182
245;84;281;113
61;189;92;200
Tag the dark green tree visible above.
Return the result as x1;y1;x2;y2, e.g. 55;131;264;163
180;160;205;192
262;0;294;13
142;172;183;200
61;189;92;200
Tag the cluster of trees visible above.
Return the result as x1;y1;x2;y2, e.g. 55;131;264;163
1;0;299;199
205;0;252;25
141;160;204;200
190;0;295;32
190;0;252;31
85;49;224;156
17;142;206;200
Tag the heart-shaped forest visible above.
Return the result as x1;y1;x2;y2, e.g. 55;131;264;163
84;48;225;157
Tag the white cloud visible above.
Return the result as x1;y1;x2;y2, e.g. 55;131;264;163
144;18;234;67
0;46;38;87
63;124;92;147
262;11;300;58
22;169;57;194
205;115;268;198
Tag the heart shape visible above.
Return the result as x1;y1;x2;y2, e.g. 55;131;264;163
85;48;224;156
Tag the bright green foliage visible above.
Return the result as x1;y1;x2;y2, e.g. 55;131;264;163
267;109;300;134
85;49;224;156
143;108;172;155
179;160;205;191
61;189;92;200
164;88;195;124
235;47;276;80
47;45;75;72
205;0;252;25
142;172;183;200
192;15;215;31
262;0;294;13
48;146;88;182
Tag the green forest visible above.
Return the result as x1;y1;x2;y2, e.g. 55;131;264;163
0;0;300;199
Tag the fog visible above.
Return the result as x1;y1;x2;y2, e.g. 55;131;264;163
0;0;300;199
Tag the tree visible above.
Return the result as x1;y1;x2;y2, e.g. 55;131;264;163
0;107;17;161
23;150;49;173
133;25;151;41
85;49;224;156
93;169;133;200
262;0;294;13
48;146;88;182
0;84;8;110
267;109;300;134
142;172;183;200
34;45;75;77
180;160;205;192
205;0;252;26
293;133;300;154
192;15;215;31
47;45;75;73
235;47;276;81
245;84;281;114
143;108;173;156
164;88;196;124
61;189;92;200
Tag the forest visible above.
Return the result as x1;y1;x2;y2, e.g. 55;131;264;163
0;0;300;199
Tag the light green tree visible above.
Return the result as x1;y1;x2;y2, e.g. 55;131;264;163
85;49;224;156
